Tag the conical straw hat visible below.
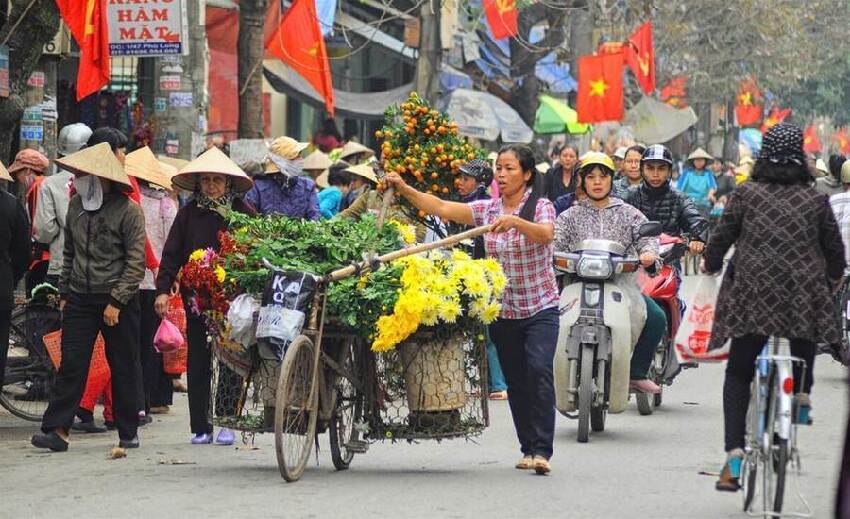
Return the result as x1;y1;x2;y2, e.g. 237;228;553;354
344;163;378;183
687;147;713;162
315;170;329;189
125;146;174;191
303;150;332;172
339;141;375;162
0;161;11;182
172;146;253;193
157;155;189;170
55;142;132;190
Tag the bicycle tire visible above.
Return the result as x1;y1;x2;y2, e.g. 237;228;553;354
742;380;760;511
329;340;363;470
761;364;788;515
1;306;57;421
275;335;319;482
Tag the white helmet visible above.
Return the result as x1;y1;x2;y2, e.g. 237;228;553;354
57;123;93;156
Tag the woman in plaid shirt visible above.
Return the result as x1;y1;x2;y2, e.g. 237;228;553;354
385;145;559;475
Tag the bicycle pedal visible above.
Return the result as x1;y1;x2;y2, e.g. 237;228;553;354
345;440;369;453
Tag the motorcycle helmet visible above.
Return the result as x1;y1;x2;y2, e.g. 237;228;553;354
458;158;494;187
640;144;674;195
58;123;93;157
577;152;616;200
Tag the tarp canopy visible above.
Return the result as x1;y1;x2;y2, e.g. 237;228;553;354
534;95;590;135
440;88;533;143
624;96;698;144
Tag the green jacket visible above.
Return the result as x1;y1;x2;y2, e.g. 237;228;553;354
60;193;146;307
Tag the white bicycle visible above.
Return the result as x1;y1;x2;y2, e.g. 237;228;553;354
740;337;811;518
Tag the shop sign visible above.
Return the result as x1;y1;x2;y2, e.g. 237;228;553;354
0;45;9;98
154;96;167;113
169;91;193;108
159;74;181;91
107;0;188;56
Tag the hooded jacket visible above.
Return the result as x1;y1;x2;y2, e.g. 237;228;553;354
623;182;709;242
33;170;73;276
60;192;146;308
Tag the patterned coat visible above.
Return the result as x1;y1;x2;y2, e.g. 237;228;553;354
704;182;846;350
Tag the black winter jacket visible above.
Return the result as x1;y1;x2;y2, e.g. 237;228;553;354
623;183;709;242
0;190;30;308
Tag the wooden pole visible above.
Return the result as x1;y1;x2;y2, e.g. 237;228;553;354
328;225;491;282
375;187;394;229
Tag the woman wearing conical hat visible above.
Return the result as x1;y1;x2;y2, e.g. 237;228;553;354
677;147;717;212
31;141;147;453
154;147;255;446
244;136;320;219
125;147;179;416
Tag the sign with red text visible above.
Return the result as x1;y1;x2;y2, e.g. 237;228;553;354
107;0;187;56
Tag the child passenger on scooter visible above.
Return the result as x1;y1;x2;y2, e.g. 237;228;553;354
553;152;668;394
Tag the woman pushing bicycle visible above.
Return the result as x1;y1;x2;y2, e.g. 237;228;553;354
702;123;846;492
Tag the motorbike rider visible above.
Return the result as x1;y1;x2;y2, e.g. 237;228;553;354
554;152;668;394
623;144;709;258
613;144;645;198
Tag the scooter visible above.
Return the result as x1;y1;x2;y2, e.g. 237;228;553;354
635;234;691;414
553;222;662;443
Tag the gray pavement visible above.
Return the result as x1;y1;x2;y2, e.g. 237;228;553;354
1;275;847;518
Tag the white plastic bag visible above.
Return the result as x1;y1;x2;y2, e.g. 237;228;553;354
227;293;259;347
256;306;305;343
675;275;729;362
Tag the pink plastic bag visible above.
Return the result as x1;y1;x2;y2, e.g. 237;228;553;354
674;275;729;363
154;318;185;354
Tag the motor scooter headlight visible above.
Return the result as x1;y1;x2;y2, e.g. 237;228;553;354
577;257;612;279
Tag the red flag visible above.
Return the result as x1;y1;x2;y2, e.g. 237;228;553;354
267;0;335;115
760;107;791;133
56;0;110;101
576;52;624;124
660;75;687;108
483;0;519;40
833;128;850;155
735;77;763;127
624;22;655;94
803;125;822;153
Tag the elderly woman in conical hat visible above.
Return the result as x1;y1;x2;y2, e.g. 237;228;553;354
125;146;180;416
31;142;148;453
243;136;320;219
676;147;717;212
153;146;255;447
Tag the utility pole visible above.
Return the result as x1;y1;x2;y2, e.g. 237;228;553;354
154;0;207;160
415;0;441;105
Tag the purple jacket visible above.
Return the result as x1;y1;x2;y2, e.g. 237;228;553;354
244;175;320;220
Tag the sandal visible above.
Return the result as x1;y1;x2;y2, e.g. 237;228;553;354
533;455;551;475
715;450;743;492
515;455;534;470
489;390;508;401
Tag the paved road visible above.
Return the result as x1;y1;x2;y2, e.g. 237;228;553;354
1;275;847;518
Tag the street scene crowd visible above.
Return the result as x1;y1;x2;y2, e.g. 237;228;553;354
2;1;850;518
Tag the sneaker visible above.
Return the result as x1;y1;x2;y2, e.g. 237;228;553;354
794;393;813;425
190;433;213;445
215;428;235;446
629;379;662;394
716;449;744;492
31;431;69;452
70;419;107;434
119;436;140;449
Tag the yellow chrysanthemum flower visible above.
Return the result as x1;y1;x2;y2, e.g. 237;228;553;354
189;249;205;262
215;266;226;283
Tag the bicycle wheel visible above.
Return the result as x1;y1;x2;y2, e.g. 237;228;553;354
741;380;760;511
761;367;788;514
275;335;319;482
329;340;364;470
576;344;594;443
0;306;58;421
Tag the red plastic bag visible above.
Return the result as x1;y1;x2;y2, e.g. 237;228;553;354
674;276;729;363
162;294;188;375
154;318;184;353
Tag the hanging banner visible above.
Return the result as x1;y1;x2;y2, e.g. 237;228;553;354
0;45;8;98
107;0;188;56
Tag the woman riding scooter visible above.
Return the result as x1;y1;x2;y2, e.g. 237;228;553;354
554;152;668;394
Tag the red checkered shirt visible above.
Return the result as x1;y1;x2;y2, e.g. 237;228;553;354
470;191;559;319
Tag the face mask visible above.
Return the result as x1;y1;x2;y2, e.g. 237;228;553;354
74;175;103;211
268;153;304;178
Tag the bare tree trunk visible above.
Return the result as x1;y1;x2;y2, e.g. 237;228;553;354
238;0;270;139
415;1;441;105
0;0;59;163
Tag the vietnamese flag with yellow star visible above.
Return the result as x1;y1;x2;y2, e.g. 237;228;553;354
735;77;763;127
576;52;624;124
832;128;850;155
56;0;111;100
624;22;655;94
803;125;822;153
267;0;335;115
760;107;791;133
